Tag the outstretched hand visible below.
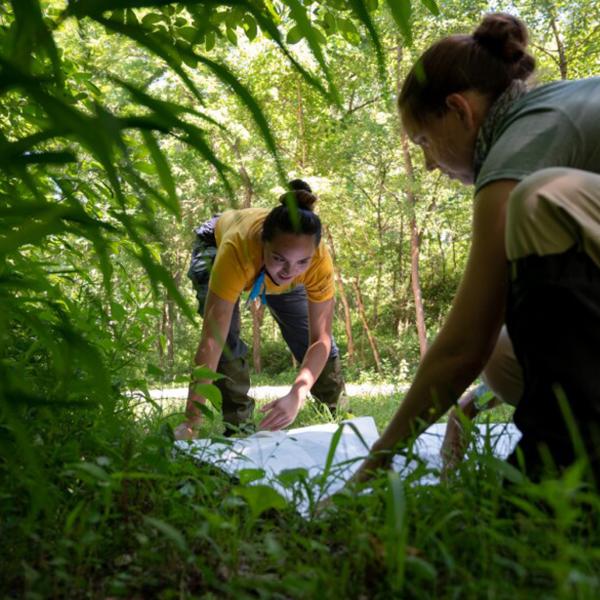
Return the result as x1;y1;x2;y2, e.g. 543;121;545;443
173;418;201;441
440;409;466;477
258;392;302;431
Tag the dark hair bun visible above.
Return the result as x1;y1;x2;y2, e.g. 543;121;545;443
473;13;528;63
473;13;535;80
279;179;317;211
289;179;312;193
474;13;528;63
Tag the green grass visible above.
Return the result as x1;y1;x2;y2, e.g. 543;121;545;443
2;391;599;599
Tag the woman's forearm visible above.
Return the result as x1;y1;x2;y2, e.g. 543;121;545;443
290;338;331;401
186;336;222;420
186;292;235;421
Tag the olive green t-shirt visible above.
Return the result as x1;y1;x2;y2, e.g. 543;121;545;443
475;77;600;194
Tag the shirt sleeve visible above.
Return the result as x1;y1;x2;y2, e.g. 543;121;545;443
301;246;336;302
208;240;248;303
475;108;580;195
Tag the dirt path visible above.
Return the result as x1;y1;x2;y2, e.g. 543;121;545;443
131;382;405;418
144;382;403;401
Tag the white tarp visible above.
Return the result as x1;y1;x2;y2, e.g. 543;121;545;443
175;417;521;517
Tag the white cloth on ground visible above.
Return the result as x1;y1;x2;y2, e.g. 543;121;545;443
174;417;521;517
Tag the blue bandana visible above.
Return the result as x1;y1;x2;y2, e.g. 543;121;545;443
246;269;267;307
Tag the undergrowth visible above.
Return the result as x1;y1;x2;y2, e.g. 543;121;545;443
1;392;599;599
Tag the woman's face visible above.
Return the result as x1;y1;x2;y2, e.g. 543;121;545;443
401;93;482;185
263;232;317;285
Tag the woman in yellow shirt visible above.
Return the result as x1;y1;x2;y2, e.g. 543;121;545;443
175;180;345;439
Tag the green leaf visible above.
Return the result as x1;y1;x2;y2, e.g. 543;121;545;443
337;18;360;45
277;467;309;487
112;77;234;198
143;516;188;553
285;0;340;105
243;14;258;41
286;25;303;45
233;484;288;519
92;15;204;104
238;468;266;485
70;462;109;481
386;0;412;45
140;130;180;217
192;365;225;381
319;423;344;487
234;0;333;103
406;555;437;580
141;13;163;27
205;30;216;51
348;0;386;81
322;12;337;34
10;0;63;85
226;27;238;45
420;0;440;16
480;455;525;485
192;383;222;412
178;26;200;44
385;471;407;589
194;402;216;421
110;301;126;321
146;363;165;378
192;53;285;182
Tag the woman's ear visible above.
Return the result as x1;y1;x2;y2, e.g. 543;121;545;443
445;93;476;130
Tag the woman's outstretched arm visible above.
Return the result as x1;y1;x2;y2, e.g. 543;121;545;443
174;290;235;440
352;180;517;482
259;297;334;430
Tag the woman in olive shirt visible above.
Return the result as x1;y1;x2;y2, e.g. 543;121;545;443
355;13;600;483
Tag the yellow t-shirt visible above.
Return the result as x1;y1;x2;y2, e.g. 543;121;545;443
210;208;335;303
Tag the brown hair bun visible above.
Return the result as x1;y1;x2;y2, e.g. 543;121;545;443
474;13;530;64
279;179;317;212
399;12;536;123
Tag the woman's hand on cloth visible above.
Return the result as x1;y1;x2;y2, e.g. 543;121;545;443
173;383;205;440
173;419;201;440
258;391;303;431
348;444;394;486
440;409;467;478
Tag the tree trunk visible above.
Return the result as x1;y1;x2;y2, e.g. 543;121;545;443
325;227;355;363
437;231;446;285
352;278;382;373
232;138;254;208
158;301;166;368
164;274;179;373
158;250;181;375
397;44;428;358
393;210;405;332
547;3;568;79
296;78;307;168
373;177;385;326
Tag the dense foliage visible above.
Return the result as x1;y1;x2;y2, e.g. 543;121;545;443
1;0;600;597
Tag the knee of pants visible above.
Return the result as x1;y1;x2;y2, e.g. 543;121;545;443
480;326;523;407
506;168;587;261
